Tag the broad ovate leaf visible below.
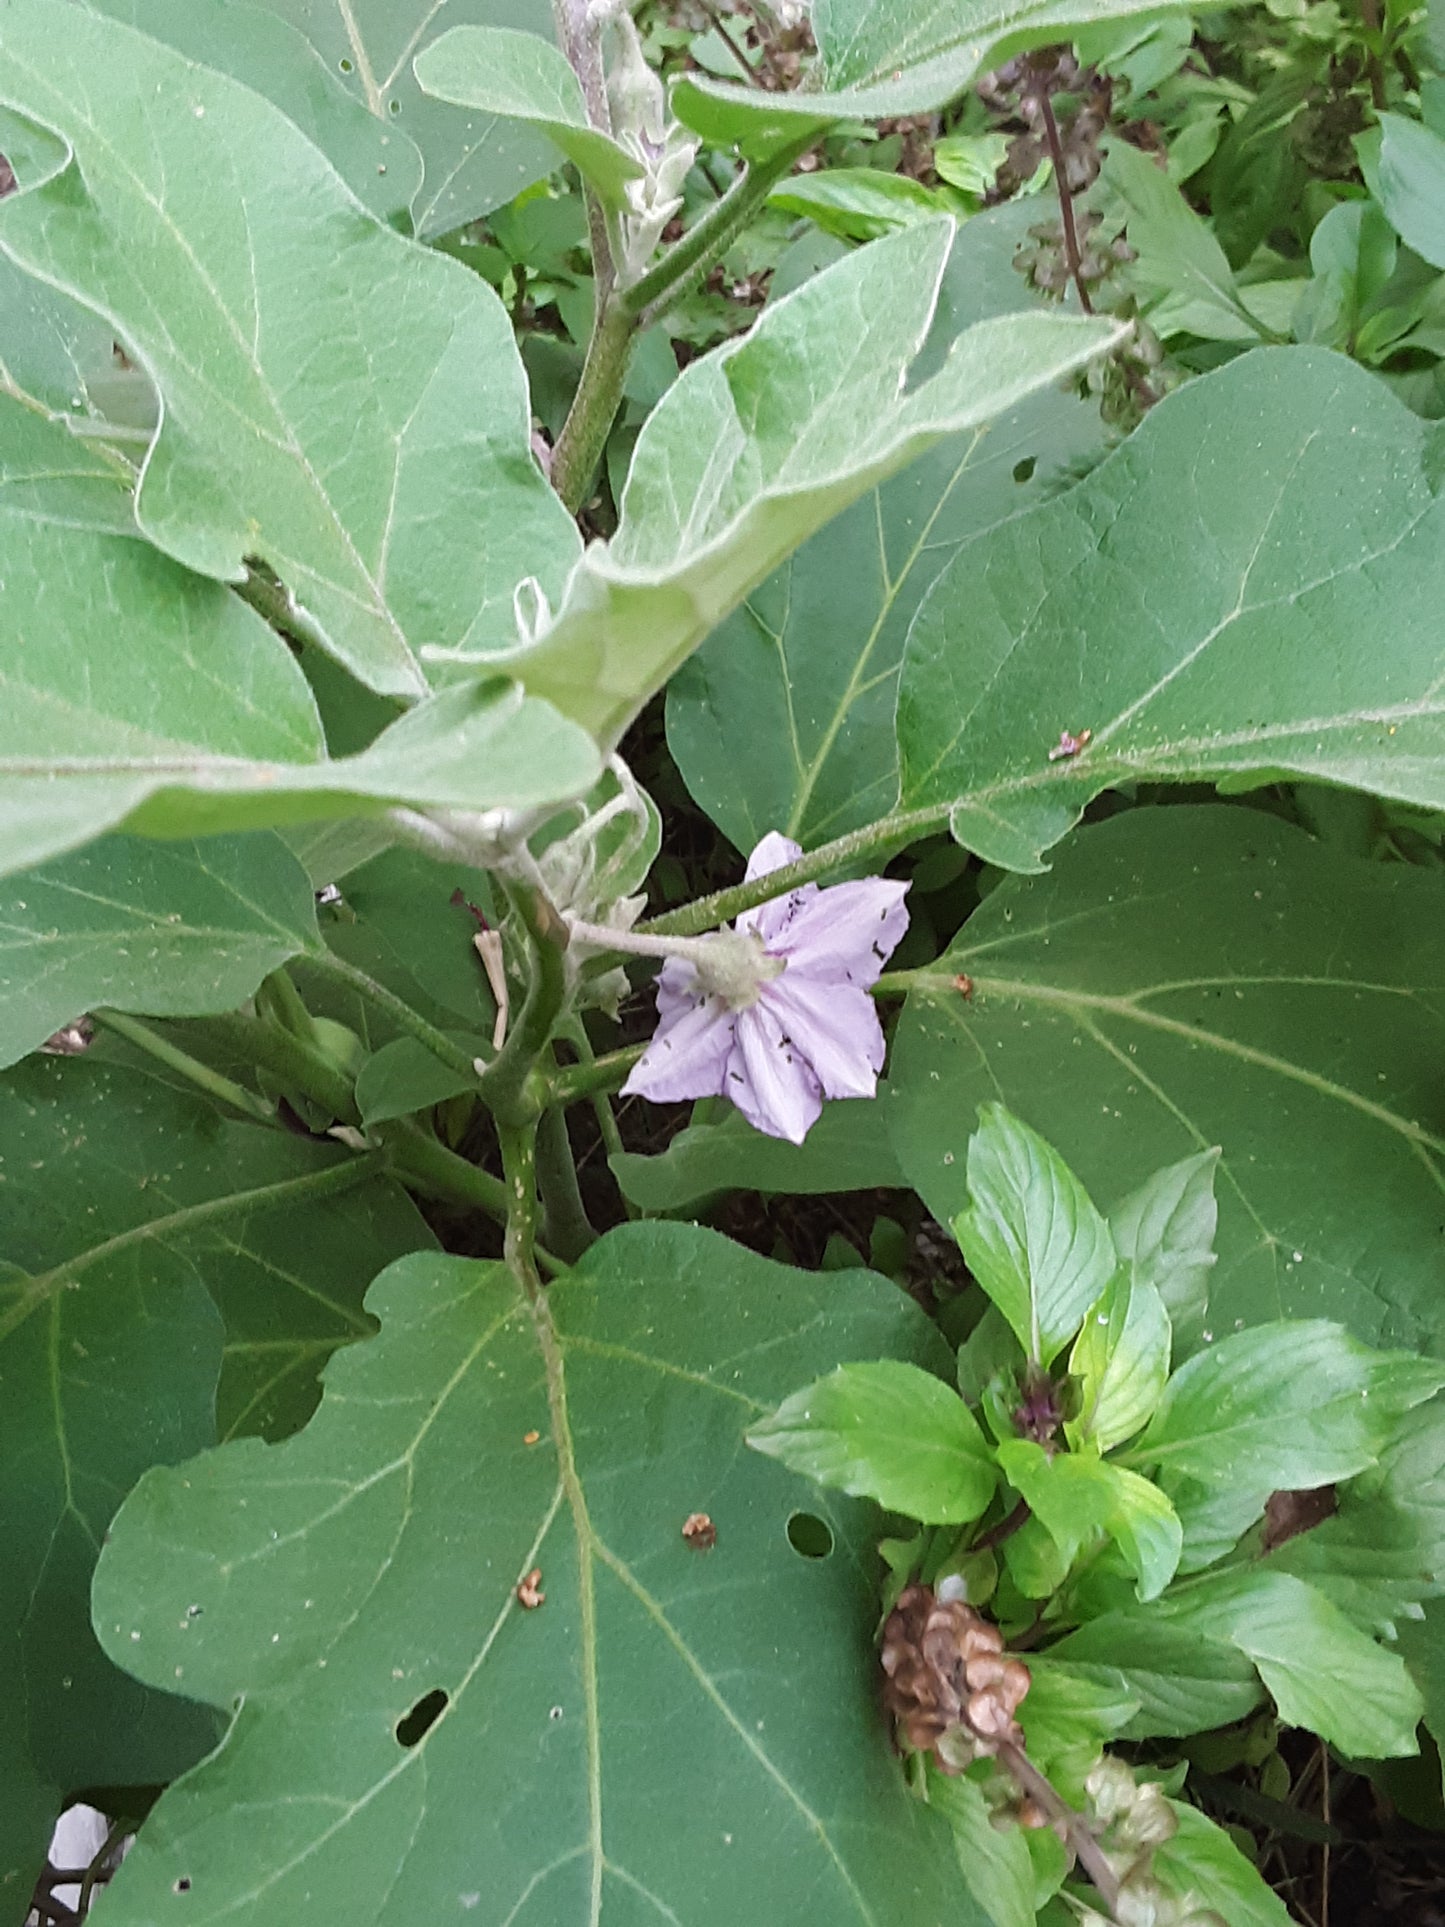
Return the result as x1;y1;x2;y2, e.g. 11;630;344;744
507;219;1124;746
994;1440;1182;1601
666;203;1106;853
1126;1320;1445;1493
0;1056;424;1903
1155;1570;1425;1757
0;0;581;698
262;0;557;236
925;1768;1038;1927
0;835;318;1069
954;1103;1117;1367
414;27;644;209
1103;137;1267;341
1154;1802;1294;1927
1109;1149;1219;1361
748;1360;997;1524
1041;1617;1262;1738
886;807;1445;1355
1361;113;1445;270
897;349;1445;871
91;1224;986;1925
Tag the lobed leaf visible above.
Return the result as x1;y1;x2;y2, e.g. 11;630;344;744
0;1056;426;1904
0;0;581;698
509;219;1124;746
748;1360;997;1524
955;1103;1118;1367
897;349;1445;871
0;834;318;1069
665;203;1106;853
91;1224;984;1925
887;807;1445;1354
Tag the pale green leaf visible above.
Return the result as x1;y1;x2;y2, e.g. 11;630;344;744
1109;1149;1219;1362
749;1359;997;1524
955;1103;1117;1367
1399;1599;1445;1793
897;351;1445;870
0;1055;425;1868
665;203;1106;852
80;0;424;223
886;807;1445;1355
1103;138;1268;342
1155;1570;1425;1756
674;0;1210;148
414;27;644;208
1128;1320;1445;1491
510;219;1123;746
1153;1801;1294;1927
1069;1271;1171;1453
1041;1618;1262;1738
0;0;581;697
768;167;945;243
91;1224;984;1924
0;835;318;1070
1362;113;1445;270
1268;1399;1445;1637
1015;1664;1139;1788
612;1089;903;1209
926;1767;1037;1927
261;0;557;236
994;1440;1182;1600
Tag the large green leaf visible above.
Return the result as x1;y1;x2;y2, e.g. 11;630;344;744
0;1056;423;1905
749;1360;998;1524
886;807;1445;1354
1362;113;1445;271
0;834;318;1069
264;0;556;236
665;204;1106;853
80;0;424;223
510;219;1122;747
0;0;580;699
897;349;1445;871
414;26;644;210
91;1223;986;1925
674;0;1203;150
994;1440;1182;1601
0;410;600;873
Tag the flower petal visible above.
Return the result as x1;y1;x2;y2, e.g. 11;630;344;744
729;1000;823;1144
769;878;909;987
761;975;885;1099
622;994;735;1103
744;832;804;883
653;955;702;1024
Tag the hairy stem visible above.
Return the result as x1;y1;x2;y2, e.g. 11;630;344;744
642;807;945;938
500;1117;542;1287
1029;75;1094;316
304;949;477;1080
477;882;570;1125
91;1009;276;1123
547;1042;645;1106
550;137;817;509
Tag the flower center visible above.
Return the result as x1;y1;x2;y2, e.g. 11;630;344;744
691;929;786;1010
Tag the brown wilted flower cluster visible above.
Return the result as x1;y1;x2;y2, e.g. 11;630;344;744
879;1582;1030;1772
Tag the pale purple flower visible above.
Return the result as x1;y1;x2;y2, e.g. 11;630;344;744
621;832;909;1144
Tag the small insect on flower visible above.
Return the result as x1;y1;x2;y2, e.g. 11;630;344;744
516;1569;545;1609
681;1512;717;1550
1047;727;1093;762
